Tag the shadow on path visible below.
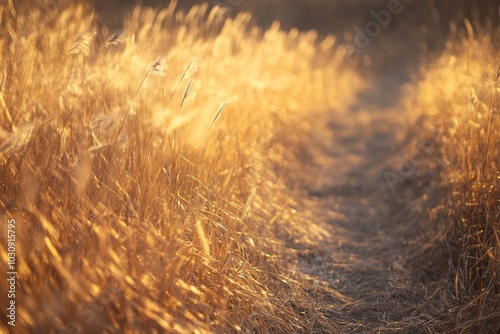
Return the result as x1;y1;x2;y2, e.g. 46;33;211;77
300;65;448;333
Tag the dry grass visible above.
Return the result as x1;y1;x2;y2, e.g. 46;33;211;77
406;24;500;332
0;1;361;333
4;1;498;332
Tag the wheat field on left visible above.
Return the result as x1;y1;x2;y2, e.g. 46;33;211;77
0;1;360;333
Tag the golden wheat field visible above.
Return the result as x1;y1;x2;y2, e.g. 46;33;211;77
0;0;499;333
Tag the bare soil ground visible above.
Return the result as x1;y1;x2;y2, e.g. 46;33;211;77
298;65;451;333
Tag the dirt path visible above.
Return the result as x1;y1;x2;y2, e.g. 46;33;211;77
299;66;447;333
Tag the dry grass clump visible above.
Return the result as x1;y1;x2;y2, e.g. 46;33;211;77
0;1;359;333
407;25;500;332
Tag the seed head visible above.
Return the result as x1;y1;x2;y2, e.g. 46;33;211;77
151;57;168;76
106;31;127;47
183;58;198;80
68;31;96;56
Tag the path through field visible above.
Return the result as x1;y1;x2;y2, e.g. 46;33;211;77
300;64;446;333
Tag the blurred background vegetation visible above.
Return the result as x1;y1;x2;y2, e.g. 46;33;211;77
92;0;500;31
4;0;499;70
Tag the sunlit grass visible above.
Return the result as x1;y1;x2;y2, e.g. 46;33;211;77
407;25;500;332
0;1;360;333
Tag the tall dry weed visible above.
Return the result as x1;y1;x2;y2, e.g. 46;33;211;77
0;1;360;333
407;25;500;332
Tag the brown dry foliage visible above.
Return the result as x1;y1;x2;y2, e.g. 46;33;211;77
406;24;500;333
0;1;360;333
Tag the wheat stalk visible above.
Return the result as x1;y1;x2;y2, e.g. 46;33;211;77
42;31;96;110
113;57;167;145
68;31;96;55
166;58;197;108
179;79;194;110
151;57;168;76
241;188;257;219
211;102;227;127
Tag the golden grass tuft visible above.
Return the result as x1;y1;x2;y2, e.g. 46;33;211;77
0;1;360;333
406;25;500;332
